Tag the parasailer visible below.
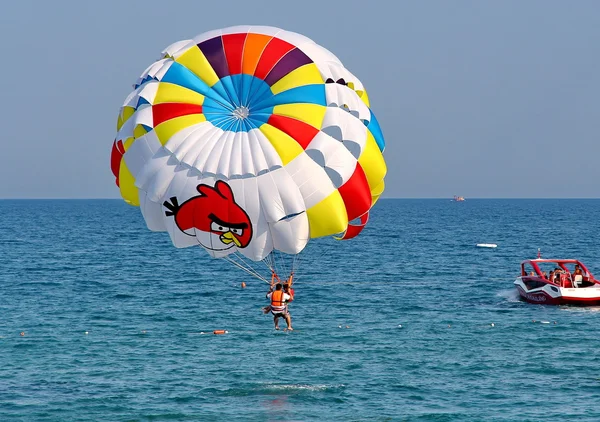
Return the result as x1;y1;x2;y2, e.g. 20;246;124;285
110;25;386;327
266;283;293;330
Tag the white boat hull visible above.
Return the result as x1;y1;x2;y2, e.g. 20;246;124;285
514;277;600;306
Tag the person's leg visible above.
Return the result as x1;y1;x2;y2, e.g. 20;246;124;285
285;313;293;330
273;315;280;330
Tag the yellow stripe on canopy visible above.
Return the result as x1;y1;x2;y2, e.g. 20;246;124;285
133;124;148;139
259;124;304;165
270;63;324;95
358;131;386;191
272;103;326;130
357;90;370;107
154;114;206;145
154;82;205;106
307;190;348;238
118;160;139;206
175;46;220;87
371;179;385;205
117;106;136;131
122;137;135;151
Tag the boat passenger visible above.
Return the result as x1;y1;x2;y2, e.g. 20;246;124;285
573;266;584;286
553;268;562;283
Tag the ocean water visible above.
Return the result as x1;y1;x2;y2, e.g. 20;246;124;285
2;199;600;421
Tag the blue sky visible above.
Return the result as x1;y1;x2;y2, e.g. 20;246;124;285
1;0;598;198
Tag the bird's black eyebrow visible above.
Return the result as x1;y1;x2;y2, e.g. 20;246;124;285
208;213;248;229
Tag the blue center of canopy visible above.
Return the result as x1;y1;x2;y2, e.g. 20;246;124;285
201;74;275;132
159;61;328;133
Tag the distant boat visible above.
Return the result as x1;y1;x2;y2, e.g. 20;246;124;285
452;195;465;202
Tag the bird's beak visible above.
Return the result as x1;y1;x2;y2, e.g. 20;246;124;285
220;231;242;247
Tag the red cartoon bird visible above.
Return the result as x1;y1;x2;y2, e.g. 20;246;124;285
163;181;253;251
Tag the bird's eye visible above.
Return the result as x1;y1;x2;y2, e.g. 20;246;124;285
210;222;228;233
231;228;242;235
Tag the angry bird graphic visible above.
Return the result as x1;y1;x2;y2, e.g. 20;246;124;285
163;181;253;252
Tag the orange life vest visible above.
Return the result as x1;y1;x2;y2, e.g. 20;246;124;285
271;290;285;307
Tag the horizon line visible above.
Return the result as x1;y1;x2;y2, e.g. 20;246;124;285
1;197;600;200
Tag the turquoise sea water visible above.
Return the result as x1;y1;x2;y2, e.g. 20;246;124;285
2;199;600;421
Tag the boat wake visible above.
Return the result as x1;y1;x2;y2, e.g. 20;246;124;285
497;288;520;303
560;306;600;313
261;383;345;393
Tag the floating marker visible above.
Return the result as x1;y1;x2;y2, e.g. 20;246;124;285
477;243;497;248
213;330;228;335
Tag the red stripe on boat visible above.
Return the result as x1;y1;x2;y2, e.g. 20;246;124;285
266;115;318;149
223;33;247;75
152;103;203;127
253;37;295;80
338;164;372;220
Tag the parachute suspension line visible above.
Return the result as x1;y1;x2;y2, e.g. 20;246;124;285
233;251;271;283
292;253;301;276
262;253;280;286
269;251;282;280
223;253;270;284
263;252;275;273
277;250;289;279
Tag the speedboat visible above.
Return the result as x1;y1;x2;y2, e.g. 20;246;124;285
514;258;600;306
453;195;465;202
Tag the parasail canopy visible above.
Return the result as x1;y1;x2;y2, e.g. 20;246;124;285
111;25;386;264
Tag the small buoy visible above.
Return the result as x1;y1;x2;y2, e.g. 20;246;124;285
338;325;342;328
85;331;89;335
491;323;495;327
398;324;403;328
213;330;228;335
20;332;25;336
241;282;246;288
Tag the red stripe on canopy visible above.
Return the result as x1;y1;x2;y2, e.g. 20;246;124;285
152;103;203;127
338;212;369;240
253;37;295;80
223;33;247;75
110;140;124;185
266;114;319;149
338;164;372;221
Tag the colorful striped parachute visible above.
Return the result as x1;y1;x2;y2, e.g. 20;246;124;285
111;25;386;268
